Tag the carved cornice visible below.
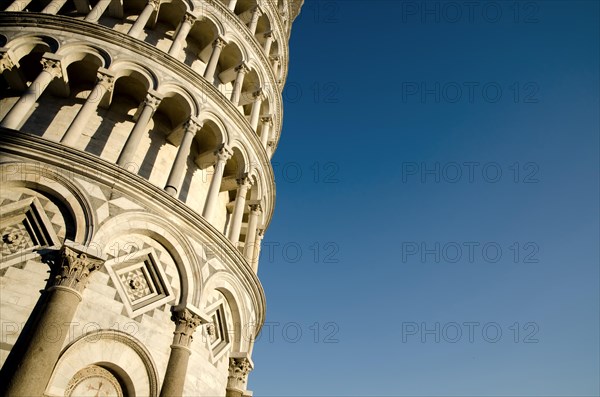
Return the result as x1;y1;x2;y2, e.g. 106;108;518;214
0;131;267;335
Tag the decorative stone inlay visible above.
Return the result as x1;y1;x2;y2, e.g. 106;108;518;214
0;196;61;267
105;247;174;317
65;365;124;397
206;301;230;360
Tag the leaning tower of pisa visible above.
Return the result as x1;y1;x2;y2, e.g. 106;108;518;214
0;0;301;395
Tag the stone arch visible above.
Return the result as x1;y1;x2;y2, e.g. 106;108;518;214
4;34;60;60
0;161;97;244
109;60;158;92
56;43;111;69
46;330;159;397
156;82;199;119
200;271;251;352
198;110;229;146
247;166;263;201
228;140;250;176
91;211;200;306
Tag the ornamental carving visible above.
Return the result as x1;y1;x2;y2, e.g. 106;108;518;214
54;245;104;294
171;308;203;347
227;356;252;390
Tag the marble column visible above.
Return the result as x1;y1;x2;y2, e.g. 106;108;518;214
1;56;63;130
4;242;105;397
227;176;251;246
227;0;237;11
226;354;253;397
271;56;281;78
164;118;202;196
263;32;274;55
260;116;273;148
61;69;114;146
169;12;196;57
202;146;232;222
248;7;262;35
117;92;162;167
5;0;32;11
85;0;111;22
128;0;160;39
159;308;203;397
204;37;227;80
243;204;261;262
266;141;275;158
41;0;67;14
230;63;248;106
251;229;264;272
249;90;264;131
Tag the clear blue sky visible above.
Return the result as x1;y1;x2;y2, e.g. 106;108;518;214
250;1;599;395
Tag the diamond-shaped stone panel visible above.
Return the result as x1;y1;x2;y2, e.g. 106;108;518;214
105;248;174;318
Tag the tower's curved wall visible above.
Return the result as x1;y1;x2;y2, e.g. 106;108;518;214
0;1;302;395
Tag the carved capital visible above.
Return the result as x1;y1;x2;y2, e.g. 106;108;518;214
235;63;249;74
263;31;273;40
171;308;202;347
249;203;262;215
213;37;228;49
184;118;202;135
252;6;263;18
41;57;63;79
252;89;265;101
148;0;160;11
182;12;196;24
215;145;233;163
237;175;252;189
144;92;162;110
0;52;15;73
96;71;115;91
227;356;253;391
260;115;273;126
54;245;104;294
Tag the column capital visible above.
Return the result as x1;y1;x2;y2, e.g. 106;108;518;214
0;51;16;73
263;31;274;39
252;5;263;17
237;175;252;189
215;145;233;162
248;202;262;215
213;36;228;49
53;241;105;295
184;117;203;134
148;0;161;10
96;68;115;90
182;11;196;24
41;56;63;79
171;307;203;348
252;89;265;101
227;354;254;391
260;115;273;125
144;91;163;110
235;63;250;74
